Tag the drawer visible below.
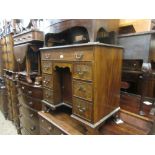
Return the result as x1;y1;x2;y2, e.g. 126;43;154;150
19;104;39;123
73;62;93;81
14;33;33;44
14;31;43;44
22;95;42;111
41;46;94;61
42;74;53;89
42;61;52;74
73;97;93;122
43;88;53;104
20;84;43;99
20;116;39;135
73;80;93;101
39;117;65;135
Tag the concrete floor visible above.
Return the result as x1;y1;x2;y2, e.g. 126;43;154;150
0;111;18;135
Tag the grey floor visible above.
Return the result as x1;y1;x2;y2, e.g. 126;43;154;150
0;111;18;135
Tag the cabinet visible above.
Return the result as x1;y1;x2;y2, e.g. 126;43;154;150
14;30;44;135
40;43;123;132
18;81;42;135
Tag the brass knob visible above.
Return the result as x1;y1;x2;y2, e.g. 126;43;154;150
30;126;35;131
48;126;53;131
28;91;32;94
29;101;33;105
78;86;86;92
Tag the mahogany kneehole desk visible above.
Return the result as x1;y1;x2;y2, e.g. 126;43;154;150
40;43;123;133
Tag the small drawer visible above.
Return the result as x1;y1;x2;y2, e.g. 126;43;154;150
20;84;43;99
73;97;93;122
42;74;53;89
39;117;65;135
41;46;94;61
74;46;94;61
19;104;39;123
22;95;42;111
43;88;53;104
20;116;39;135
73;62;93;81
42;61;52;74
73;80;93;101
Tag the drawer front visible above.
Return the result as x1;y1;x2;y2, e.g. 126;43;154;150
39;117;65;135
41;47;94;61
42;61;52;74
14;33;33;44
73;80;93;101
19;104;39;123
73;62;93;81
22;95;42;111
43;88;53;104
73;97;93;122
20;84;43;99
20;116;39;135
42;74;53;89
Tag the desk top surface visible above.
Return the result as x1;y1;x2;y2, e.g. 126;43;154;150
40;42;123;50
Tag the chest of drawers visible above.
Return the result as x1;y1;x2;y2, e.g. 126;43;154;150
40;43;123;132
38;107;85;135
18;81;43;135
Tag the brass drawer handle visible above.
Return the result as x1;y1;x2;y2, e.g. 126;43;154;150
45;93;51;98
78;86;86;92
44;67;49;70
28;91;32;94
78;71;84;75
29;101;33;105
78;107;86;113
45;53;50;59
75;52;83;60
22;86;25;90
43;80;49;84
48;126;53;131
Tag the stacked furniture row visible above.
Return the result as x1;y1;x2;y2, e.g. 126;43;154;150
0;34;20;133
14;30;44;134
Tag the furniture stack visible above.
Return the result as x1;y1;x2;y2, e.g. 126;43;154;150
14;30;44;135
